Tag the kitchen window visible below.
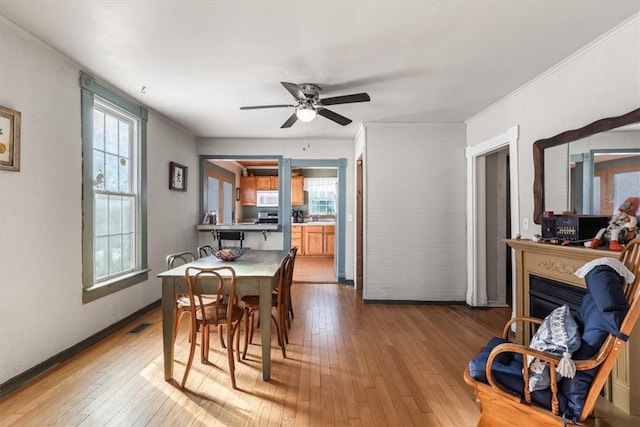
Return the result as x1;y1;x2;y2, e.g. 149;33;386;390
81;72;148;303
305;177;337;215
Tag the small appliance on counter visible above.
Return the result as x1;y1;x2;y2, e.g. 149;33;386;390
256;211;279;224
292;209;304;223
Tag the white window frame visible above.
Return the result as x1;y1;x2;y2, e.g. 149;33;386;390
81;71;148;303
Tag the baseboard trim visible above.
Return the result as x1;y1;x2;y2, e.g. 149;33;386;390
363;299;465;305
0;299;161;398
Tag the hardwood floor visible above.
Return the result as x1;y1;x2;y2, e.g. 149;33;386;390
1;283;637;426
292;256;336;283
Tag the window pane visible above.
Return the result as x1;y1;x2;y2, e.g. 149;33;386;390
108;235;123;275
122;233;133;270
208;177;220;213
119;157;130;192
122;197;132;233
119;121;130;157
109;196;122;234
223;182;232;224
93;110;105;151
93;150;105;190
95;236;108;279
105;115;119;154
95;194;108;236
105;153;118;192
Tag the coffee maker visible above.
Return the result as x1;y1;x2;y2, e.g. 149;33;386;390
292;209;304;223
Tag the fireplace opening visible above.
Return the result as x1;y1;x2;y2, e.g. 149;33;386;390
529;275;586;319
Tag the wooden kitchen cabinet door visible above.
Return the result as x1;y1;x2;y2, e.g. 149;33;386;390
304;226;324;255
256;176;271;190
292;176;304;206
324;226;335;255
291;225;304;255
240;176;257;205
270;176;279;190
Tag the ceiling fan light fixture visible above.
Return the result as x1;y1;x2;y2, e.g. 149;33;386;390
296;105;317;122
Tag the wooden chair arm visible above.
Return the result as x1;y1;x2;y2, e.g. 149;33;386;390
501;316;543;339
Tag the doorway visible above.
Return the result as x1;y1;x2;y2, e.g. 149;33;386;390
289;158;347;284
465;126;520;309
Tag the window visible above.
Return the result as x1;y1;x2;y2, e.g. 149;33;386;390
305;177;337;215
81;72;148;302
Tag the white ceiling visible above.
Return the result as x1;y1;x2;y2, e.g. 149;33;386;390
1;1;638;140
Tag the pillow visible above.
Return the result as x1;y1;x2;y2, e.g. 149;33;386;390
527;304;581;392
575;257;635;285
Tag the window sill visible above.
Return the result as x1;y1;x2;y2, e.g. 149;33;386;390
83;269;150;304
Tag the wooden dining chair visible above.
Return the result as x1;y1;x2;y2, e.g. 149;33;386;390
463;238;640;426
240;253;292;360
181;266;244;389
285;246;298;331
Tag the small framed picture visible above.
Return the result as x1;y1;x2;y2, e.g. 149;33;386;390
169;161;187;191
0;105;21;172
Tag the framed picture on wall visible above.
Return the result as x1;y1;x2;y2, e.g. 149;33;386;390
0;105;21;172
169;161;187;191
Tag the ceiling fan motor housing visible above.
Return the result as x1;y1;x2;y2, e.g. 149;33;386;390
299;83;321;99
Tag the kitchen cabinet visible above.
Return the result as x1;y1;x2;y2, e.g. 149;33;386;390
324;225;335;256
240;176;257;205
291;225;304;255
292;176;304;206
304;226;325;255
256;176;279;190
296;224;334;256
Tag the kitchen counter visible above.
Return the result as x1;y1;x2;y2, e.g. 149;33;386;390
293;221;336;226
197;223;281;232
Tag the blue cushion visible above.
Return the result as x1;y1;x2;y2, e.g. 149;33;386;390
575;265;629;359
468;336;567;413
564;264;630;419
468;337;515;382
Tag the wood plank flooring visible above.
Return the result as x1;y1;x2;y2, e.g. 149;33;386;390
292;256;336;283
1;282;638;426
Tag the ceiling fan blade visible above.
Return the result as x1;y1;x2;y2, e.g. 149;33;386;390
317;108;352;126
281;82;307;101
319;92;370;106
281;112;299;128
240;104;295;110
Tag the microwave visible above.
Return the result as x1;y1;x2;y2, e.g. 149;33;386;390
256;190;279;207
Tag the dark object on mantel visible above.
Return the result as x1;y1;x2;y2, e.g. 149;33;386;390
541;214;609;242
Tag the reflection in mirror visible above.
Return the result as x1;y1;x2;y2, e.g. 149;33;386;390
545;126;640;216
533;108;640;224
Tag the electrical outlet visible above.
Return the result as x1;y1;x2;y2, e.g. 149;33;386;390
523;218;529;230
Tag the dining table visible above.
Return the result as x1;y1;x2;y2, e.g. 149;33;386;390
157;249;288;381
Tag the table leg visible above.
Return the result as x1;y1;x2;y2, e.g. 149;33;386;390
259;277;272;381
162;277;176;381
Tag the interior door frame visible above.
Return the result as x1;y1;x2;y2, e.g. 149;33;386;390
465;125;520;307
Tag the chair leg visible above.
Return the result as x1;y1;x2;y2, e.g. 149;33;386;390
242;307;251;360
272;313;286;359
227;321;237;389
181;320;198;388
219;324;226;349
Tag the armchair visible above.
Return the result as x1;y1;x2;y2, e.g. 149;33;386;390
464;238;640;426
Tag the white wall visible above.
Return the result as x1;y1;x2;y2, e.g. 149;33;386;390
466;14;640;238
363;123;467;301
0;17;200;384
198;137;355;279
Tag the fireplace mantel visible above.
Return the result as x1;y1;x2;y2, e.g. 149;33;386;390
504;239;639;415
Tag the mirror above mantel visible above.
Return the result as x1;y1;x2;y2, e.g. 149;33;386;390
533;107;640;224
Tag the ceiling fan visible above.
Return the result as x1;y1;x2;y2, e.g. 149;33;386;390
240;82;371;128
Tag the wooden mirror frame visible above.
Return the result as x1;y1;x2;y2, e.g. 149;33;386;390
533;107;640;224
